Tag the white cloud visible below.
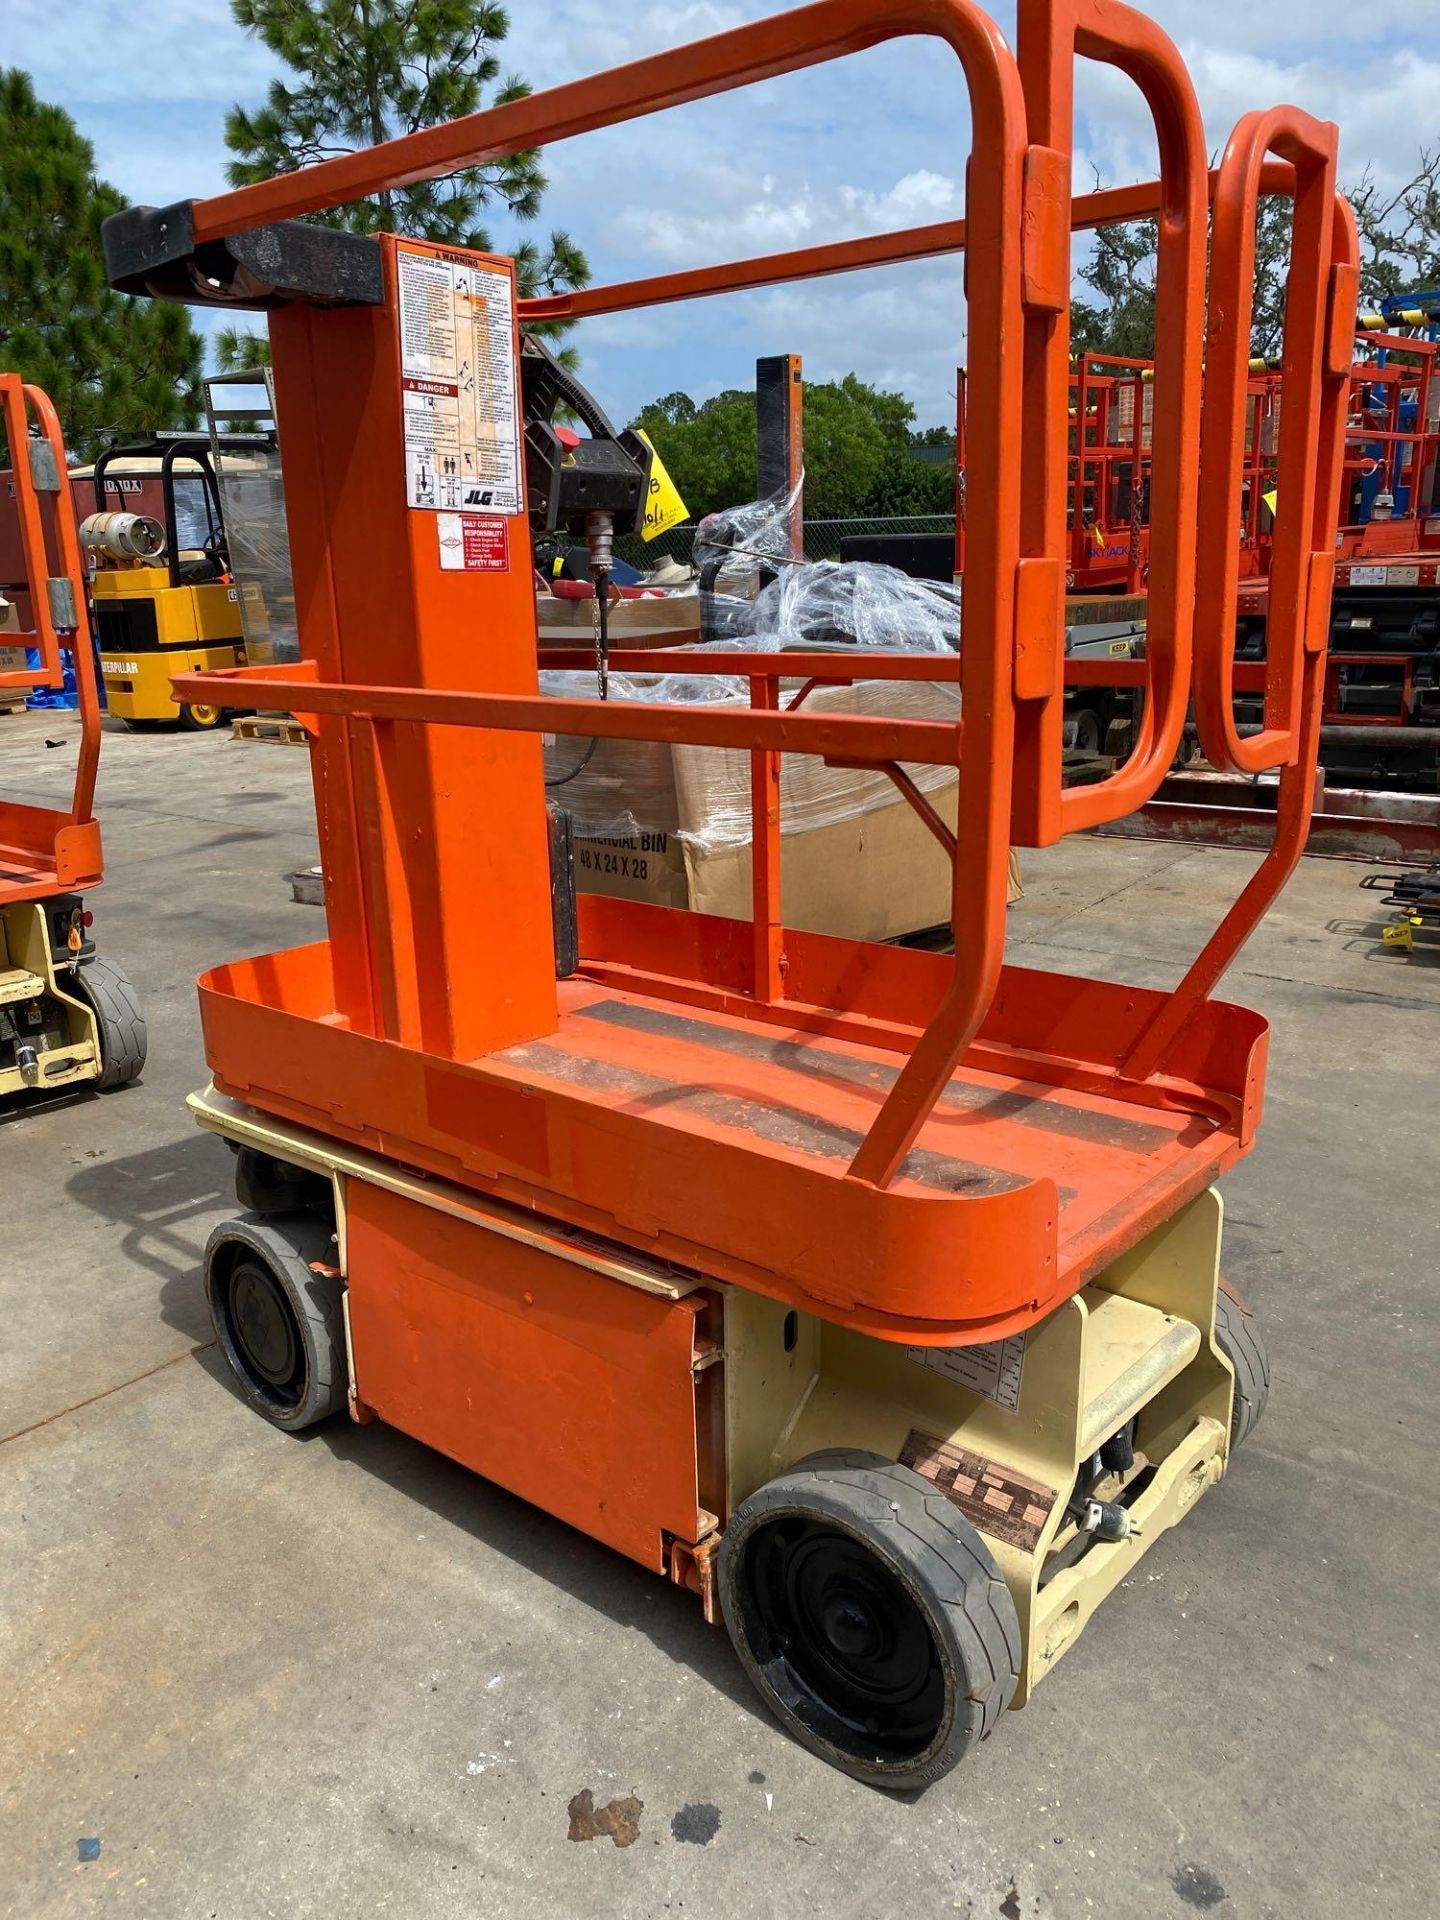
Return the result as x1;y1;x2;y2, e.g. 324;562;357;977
639;2;746;46
609;165;818;262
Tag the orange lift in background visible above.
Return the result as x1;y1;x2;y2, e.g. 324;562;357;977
0;377;145;1104
104;0;1355;1786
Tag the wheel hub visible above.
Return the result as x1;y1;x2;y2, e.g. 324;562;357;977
822;1594;880;1662
740;1517;944;1763
229;1261;301;1395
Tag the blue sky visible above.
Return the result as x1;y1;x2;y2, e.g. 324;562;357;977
7;0;1440;429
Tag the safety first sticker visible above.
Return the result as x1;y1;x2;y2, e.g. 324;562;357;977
437;513;509;571
397;246;522;516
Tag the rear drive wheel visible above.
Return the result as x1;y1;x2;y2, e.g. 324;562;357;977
72;956;146;1089
1215;1279;1271;1449
178;700;227;732
205;1213;344;1432
718;1448;1020;1790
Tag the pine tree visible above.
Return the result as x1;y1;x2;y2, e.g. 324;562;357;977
0;70;204;458
215;326;273;372
224;0;588;310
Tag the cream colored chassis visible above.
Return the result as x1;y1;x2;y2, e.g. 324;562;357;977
192;1083;1236;1709
0;903;101;1099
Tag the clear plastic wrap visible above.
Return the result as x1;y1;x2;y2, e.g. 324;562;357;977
210;441;299;665
750;560;959;654
693;475;803;575
694;475;804;643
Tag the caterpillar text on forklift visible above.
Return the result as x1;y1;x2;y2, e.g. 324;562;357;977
85;0;1354;1787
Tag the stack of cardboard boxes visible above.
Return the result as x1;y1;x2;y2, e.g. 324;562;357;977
0;601;30;714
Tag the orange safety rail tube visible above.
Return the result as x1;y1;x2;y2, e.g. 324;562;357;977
1125;120;1358;1082
0;377;103;903
138;0;1354;1343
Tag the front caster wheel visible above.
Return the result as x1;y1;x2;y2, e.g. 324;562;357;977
1216;1279;1271;1449
204;1213;344;1432
718;1448;1021;1790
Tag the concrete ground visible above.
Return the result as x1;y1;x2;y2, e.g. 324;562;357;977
2;709;1436;1919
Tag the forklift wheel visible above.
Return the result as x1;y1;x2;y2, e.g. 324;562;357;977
73;956;147;1090
204;1213;345;1432
177;701;228;733
718;1449;1020;1790
1216;1279;1271;1449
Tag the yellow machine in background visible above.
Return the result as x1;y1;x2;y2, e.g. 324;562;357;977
81;434;254;732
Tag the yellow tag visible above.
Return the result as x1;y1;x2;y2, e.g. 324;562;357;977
1262;489;1278;516
634;431;689;542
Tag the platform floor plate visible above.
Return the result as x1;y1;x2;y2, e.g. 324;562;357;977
493;978;1226;1261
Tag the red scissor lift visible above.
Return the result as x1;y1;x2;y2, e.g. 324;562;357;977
1237;334;1440;756
1066;353;1154;594
0;377;145;1103
105;0;1355;1786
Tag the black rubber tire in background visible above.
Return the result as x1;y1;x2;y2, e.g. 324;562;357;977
233;1145;332;1218
177;701;228;732
204;1212;345;1433
718;1448;1021;1791
1215;1279;1271;1449
73;955;147;1089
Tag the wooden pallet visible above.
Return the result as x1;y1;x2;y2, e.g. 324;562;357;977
231;712;309;746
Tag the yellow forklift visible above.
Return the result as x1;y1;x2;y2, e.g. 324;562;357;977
85;433;260;731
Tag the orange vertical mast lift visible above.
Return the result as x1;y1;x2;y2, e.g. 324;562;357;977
104;0;1355;1787
0;377;145;1104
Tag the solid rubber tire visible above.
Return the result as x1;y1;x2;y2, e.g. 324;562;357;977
718;1448;1021;1790
1216;1279;1271;1449
204;1212;344;1432
73;955;147;1089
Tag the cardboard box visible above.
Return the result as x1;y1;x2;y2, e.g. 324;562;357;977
550;677;1021;941
536;585;699;650
0;633;30;714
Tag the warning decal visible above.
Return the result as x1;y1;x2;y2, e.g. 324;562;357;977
398;247;522;515
906;1331;1026;1411
437;513;509;572
899;1430;1057;1554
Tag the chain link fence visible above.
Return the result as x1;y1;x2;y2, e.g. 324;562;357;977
611;514;957;573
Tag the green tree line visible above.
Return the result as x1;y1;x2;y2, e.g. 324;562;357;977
632;377;956;526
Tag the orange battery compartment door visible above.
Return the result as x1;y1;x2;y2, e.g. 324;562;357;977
344;1182;711;1571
